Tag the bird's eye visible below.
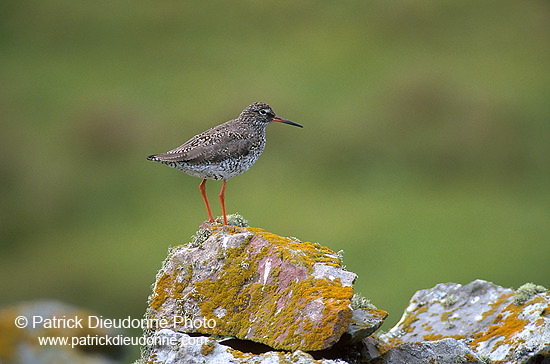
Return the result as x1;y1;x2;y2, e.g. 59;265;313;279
259;109;269;116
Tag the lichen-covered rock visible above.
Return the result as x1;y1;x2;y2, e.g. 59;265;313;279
145;223;358;352
338;308;388;345
469;284;550;363
135;329;350;364
379;280;550;364
369;338;484;364
381;280;515;343
0;300;125;364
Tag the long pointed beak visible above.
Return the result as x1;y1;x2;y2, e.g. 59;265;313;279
273;116;303;128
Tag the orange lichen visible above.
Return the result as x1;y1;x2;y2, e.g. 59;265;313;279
469;298;529;350
440;310;454;321
369;309;389;321
478;292;514;323
147;224;353;351
400;304;428;330
423;333;444;341
462;352;482;363
423;333;466;341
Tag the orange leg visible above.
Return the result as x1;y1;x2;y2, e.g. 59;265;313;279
199;179;215;222
219;180;228;225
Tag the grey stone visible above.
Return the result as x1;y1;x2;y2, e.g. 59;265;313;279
136;329;351;364
381;279;514;343
339;308;388;345
370;338;483;364
379;280;550;364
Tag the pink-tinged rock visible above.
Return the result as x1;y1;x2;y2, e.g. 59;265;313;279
145;223;358;352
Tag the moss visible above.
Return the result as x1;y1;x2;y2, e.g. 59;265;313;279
336;249;346;269
513;283;548;306
351;293;377;310
479;355;493;364
188;228;211;247
225;213;249;227
442;294;458;307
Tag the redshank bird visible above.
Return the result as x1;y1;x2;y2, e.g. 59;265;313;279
147;102;302;225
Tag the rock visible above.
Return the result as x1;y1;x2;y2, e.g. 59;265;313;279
381;280;515;344
338;308;388;345
144;222;362;353
369;338;484;364
0;300;125;364
134;329;351;364
136;218;550;363
378;280;550;364
469;283;550;363
360;336;391;360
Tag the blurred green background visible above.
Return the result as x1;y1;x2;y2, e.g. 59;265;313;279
1;0;549;348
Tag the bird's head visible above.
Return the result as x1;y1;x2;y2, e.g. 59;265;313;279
240;102;303;128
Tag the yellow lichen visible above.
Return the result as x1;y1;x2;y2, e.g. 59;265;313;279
227;347;254;360
147;224;354;351
150;273;177;312
200;340;215;355
246;227;342;270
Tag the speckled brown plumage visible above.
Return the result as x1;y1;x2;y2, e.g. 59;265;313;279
147;102;302;225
